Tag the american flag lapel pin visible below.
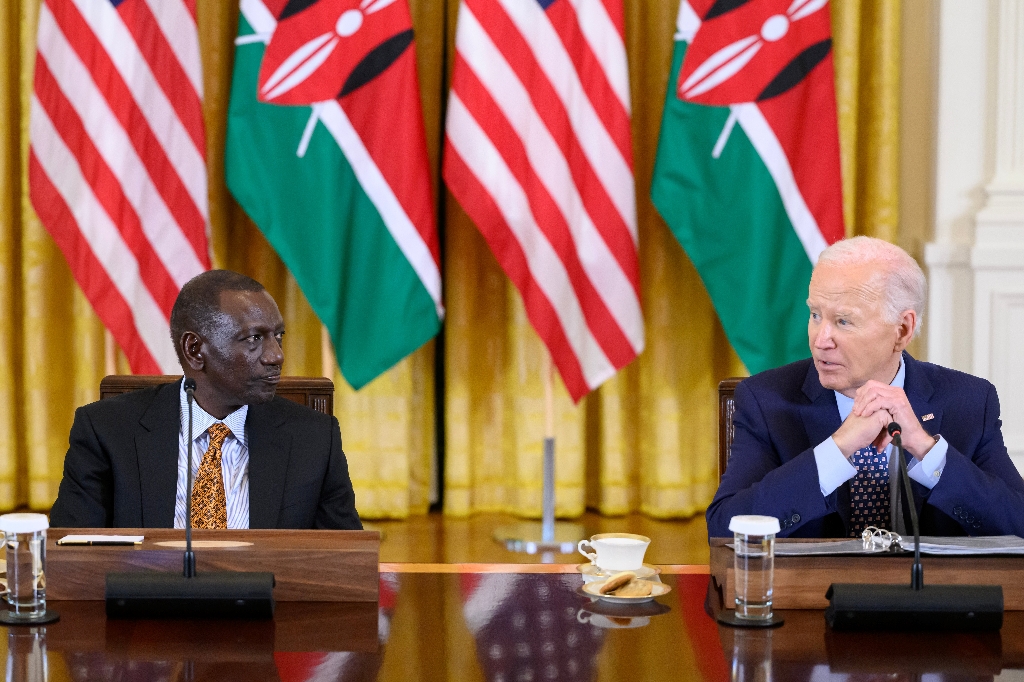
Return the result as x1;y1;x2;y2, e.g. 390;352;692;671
922;413;935;422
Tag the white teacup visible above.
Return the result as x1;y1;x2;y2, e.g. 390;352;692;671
577;533;650;572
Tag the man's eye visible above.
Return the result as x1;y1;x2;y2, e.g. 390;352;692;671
837;319;849;326
810;312;820;321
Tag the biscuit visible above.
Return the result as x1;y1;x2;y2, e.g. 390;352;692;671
613;578;653;598
598;571;636;594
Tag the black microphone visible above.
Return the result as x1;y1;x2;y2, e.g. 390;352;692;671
887;422;922;589
105;376;275;619
825;421;1003;631
184;377;197;578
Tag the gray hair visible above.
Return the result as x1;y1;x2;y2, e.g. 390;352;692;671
815;236;926;335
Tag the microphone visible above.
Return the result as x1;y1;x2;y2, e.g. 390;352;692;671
184;377;196;578
105;376;275;619
887;422;922;589
825;421;1003;631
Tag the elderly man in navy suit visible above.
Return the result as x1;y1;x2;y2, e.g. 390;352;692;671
707;237;1024;538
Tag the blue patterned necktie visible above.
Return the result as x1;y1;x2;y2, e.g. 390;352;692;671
849;444;891;537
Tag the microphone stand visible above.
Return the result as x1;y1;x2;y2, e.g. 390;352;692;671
185;380;196;578
889;424;922;590
824;421;1003;631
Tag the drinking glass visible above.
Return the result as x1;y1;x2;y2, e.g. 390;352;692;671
729;515;781;621
0;513;49;623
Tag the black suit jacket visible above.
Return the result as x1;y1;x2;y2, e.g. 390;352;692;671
706;353;1024;538
49;380;362;530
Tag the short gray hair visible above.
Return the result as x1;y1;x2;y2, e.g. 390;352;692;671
815;236;926;335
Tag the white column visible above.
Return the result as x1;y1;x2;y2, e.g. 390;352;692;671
926;0;989;374
971;0;1024;470
928;0;1024;471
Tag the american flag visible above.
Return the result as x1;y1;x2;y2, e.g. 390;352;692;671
29;0;210;374
444;0;643;402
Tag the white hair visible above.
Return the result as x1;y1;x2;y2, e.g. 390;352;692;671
815;236;927;335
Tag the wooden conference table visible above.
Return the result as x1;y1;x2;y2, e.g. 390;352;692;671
4;569;1024;681
4;534;1024;681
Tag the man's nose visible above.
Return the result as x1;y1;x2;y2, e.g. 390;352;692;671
813;323;835;348
262;336;284;365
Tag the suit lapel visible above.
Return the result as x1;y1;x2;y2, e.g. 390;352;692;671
801;363;851;530
903;353;942;437
137;381;183;527
901;353;940;515
247;400;291;529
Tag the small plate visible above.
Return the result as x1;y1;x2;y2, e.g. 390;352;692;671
581;580;672;603
576;563;660;579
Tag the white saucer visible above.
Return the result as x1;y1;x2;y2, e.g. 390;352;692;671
576;563;660;579
581;580;672;603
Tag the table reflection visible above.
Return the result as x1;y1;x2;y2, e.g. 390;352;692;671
462;574;605;682
0;572;1018;681
7;627;48;682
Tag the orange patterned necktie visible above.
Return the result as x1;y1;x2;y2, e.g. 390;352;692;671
190;423;230;529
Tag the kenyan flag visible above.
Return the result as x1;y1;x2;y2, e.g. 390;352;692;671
226;0;442;388
652;0;844;374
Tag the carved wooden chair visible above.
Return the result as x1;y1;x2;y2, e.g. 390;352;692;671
99;375;335;415
717;377;744;481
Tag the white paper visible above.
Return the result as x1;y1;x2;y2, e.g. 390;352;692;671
57;534;144;545
897;535;1024;555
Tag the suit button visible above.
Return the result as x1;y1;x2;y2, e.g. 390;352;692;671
953;506;962;515
791;514;801;524
973;522;982;529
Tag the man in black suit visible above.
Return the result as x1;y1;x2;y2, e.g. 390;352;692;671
50;270;361;530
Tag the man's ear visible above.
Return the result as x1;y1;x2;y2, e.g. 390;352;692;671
181;331;204;371
893;310;917;352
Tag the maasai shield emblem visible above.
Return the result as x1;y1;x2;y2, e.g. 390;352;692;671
257;0;412;106
678;0;832;106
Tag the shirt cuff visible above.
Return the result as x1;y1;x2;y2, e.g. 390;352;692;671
814;437;859;496
907;436;947;490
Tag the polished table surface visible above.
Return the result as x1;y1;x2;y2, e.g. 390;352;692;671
3;566;1024;681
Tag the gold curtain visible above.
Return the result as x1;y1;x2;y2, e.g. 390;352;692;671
0;0;902;519
832;0;901;241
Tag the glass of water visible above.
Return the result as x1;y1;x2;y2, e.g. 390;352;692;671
729;515;781;621
0;514;50;624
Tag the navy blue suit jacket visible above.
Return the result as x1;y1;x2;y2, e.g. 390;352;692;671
706;353;1024;538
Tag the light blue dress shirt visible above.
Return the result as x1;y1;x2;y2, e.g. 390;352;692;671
175;382;250;529
812;358;948;497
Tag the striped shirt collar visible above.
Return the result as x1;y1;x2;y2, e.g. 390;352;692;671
178;380;248;449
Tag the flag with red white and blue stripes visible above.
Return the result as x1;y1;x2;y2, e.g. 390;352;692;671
29;0;210;373
444;0;643;401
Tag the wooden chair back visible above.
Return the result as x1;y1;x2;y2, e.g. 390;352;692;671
99;375;335;415
718;378;744;481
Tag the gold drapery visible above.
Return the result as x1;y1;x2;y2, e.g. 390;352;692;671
0;0;902;518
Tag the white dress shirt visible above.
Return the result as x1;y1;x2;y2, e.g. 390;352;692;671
175;382;250;529
813;358;948;497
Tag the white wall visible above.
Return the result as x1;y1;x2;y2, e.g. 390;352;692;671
927;0;1024;474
